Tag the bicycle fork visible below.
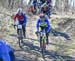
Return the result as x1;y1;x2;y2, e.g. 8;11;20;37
40;38;46;58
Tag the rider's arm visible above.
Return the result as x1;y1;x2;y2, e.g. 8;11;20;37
23;14;27;24
45;18;51;32
36;19;40;31
13;14;17;22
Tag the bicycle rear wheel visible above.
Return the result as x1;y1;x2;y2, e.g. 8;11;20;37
19;39;24;49
18;29;24;49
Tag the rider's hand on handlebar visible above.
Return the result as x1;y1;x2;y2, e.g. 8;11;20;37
35;30;40;37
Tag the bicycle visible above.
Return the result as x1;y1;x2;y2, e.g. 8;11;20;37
17;24;24;49
14;20;26;49
40;29;46;58
36;24;47;58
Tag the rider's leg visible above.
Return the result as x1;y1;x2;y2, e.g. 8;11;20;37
22;25;26;38
48;9;51;18
48;11;50;18
45;10;50;18
43;39;46;49
40;36;42;48
46;32;49;44
17;29;19;35
33;4;37;14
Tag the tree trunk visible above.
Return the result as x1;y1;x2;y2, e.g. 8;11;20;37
11;0;15;9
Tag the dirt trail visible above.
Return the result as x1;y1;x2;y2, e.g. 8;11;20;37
0;12;75;61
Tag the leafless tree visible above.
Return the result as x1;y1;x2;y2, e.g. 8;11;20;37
0;0;75;15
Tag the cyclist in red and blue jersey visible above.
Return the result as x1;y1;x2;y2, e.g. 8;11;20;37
14;8;27;38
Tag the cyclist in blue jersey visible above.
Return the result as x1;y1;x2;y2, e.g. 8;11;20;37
36;13;51;44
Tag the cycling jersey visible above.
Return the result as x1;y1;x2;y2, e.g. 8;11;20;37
36;18;51;32
14;13;27;24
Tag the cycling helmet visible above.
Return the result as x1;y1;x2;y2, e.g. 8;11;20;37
17;8;23;13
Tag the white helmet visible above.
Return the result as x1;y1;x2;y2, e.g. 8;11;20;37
17;8;23;13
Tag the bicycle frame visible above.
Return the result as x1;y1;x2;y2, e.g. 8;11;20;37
14;20;25;49
40;29;46;49
39;29;46;58
17;25;23;38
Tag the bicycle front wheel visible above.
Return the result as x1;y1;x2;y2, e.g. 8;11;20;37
40;37;46;58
